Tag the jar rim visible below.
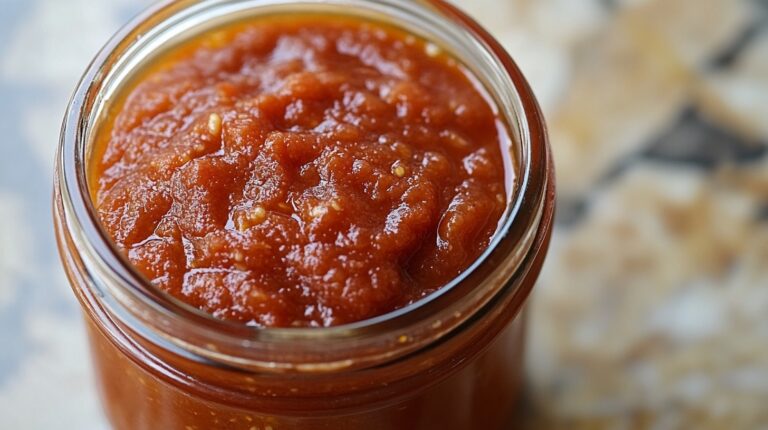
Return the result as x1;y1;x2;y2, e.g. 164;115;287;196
56;0;554;372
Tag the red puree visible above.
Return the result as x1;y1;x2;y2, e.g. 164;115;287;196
93;16;510;328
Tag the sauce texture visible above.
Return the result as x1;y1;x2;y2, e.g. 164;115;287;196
93;16;510;327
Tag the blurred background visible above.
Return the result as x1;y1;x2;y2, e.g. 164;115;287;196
0;0;766;428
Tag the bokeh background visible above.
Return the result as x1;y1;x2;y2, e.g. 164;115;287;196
0;0;766;428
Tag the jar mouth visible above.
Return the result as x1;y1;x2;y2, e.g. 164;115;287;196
57;0;552;371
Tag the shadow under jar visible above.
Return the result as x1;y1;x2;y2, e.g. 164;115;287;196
53;1;554;429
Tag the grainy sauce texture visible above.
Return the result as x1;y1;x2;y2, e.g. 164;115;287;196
93;17;510;327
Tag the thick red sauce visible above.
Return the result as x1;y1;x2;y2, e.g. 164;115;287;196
93;16;510;327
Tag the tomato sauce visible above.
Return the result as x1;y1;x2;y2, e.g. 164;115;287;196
92;16;510;327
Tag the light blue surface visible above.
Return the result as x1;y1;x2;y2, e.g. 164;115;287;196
0;1;151;428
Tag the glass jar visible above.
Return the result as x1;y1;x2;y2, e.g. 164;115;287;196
53;1;554;429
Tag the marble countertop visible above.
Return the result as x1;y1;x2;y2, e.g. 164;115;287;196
0;0;766;428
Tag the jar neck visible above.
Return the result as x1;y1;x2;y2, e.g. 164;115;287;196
55;0;554;375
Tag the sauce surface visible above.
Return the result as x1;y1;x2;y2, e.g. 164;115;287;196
93;16;510;327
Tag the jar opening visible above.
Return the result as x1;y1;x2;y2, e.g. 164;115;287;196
56;0;551;372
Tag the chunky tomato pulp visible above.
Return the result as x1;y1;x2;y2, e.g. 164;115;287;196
92;16;511;328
